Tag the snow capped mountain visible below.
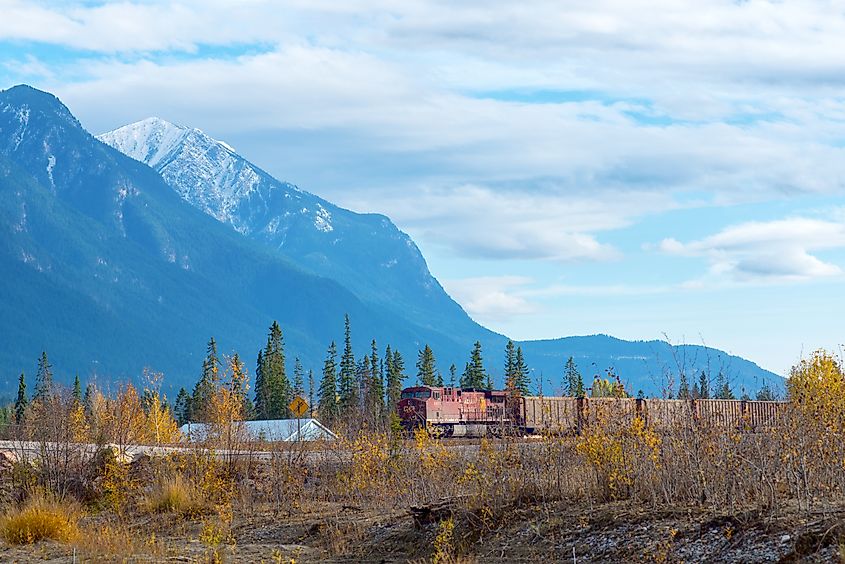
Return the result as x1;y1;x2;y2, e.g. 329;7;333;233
99;118;483;338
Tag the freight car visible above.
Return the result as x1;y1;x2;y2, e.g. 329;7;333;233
397;385;788;437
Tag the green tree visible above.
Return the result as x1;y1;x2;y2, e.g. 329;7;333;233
564;356;584;397
698;371;710;400
386;347;405;412
318;341;339;422
504;340;517;392
72;375;82;404
416;345;437;386
511;347;530;395
230;353;253;419
253;349;269;419
307;369;315;416
715;371;734;400
293;357;305;399
449;364;457;387
366;340;385;425
14;372;27;425
33;351;53;404
756;381;777;401
192;337;220;422
338;315;357;415
174;387;191;425
263;321;291;419
678;372;690;399
460;342;486;389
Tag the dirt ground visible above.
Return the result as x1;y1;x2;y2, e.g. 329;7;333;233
1;497;843;563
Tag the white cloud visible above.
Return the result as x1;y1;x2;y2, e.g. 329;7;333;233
660;218;845;282
441;276;536;322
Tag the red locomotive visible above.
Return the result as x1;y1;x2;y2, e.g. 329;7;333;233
397;385;513;437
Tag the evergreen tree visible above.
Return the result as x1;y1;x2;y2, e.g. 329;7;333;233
14;372;27;425
756;381;777;401
460;342;486;388
308;369;315;416
254;350;270;420
678;372;690;399
511;347;530;395
386;347;405;412
174;387;191;425
504;340;517;392
33;351;53;403
192;337;220;422
263;321;291;419
72;374;82;404
449;364;457;387
698;371;710;399
564;356;584;397
416;345;436;386
83;383;96;420
318;341;339;422
293;357;305;399
367;340;385;424
435;371;444;387
691;382;702;400
338;315;357;415
715;372;734;400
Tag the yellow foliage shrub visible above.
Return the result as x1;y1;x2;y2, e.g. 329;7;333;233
0;494;79;545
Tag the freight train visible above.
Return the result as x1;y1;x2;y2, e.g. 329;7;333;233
397;385;787;437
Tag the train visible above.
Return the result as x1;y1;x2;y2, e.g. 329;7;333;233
397;385;787;437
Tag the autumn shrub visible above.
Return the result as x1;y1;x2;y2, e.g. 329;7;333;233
0;493;80;545
143;474;210;517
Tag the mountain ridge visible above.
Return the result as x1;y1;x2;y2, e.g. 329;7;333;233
1;84;782;396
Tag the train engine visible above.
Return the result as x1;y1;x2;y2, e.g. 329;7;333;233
397;385;512;437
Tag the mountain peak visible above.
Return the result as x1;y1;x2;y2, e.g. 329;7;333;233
0;84;80;132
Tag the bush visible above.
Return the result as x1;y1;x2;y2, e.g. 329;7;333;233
143;474;209;517
0;494;79;545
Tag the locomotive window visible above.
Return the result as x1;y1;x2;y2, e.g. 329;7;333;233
416;391;431;399
401;391;413;399
434;392;441;400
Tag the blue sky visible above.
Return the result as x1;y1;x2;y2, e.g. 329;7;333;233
2;0;845;374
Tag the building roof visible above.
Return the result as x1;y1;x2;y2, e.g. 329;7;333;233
179;418;337;442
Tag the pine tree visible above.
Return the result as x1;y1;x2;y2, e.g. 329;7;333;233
192;337;220;422
338;315;357;415
715;372;734;400
691;382;702;399
511;347;530;395
756;381;777;401
678;372;690;399
33;351;53;403
72;375;82;404
293;357;305;399
460;342;486;388
698;371;710;399
264;321;291;419
435;371;444;387
564;357;584;398
308;369;315;416
14;372;27;425
318;341;339;422
449;364;457;387
83;383;96;420
254;350;270;419
504;340;517;392
174;387;191;425
416;345;436;386
386;347;405;412
367;340;385;424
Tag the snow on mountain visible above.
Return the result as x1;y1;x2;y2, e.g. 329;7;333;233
98;118;482;339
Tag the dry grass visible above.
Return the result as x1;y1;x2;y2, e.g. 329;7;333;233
143;474;211;518
0;493;80;545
